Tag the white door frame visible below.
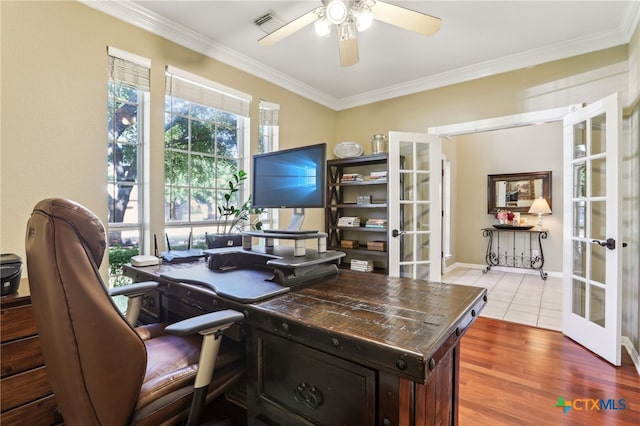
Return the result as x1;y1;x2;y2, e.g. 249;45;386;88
428;106;573;138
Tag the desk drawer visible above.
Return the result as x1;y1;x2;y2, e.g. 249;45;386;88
0;394;62;426
1;365;52;412
1;304;37;342
1;335;44;378
256;330;375;425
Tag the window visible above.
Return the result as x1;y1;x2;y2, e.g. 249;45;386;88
258;100;280;229
107;47;150;287
164;67;252;249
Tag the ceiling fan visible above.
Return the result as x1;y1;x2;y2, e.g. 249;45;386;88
258;0;441;67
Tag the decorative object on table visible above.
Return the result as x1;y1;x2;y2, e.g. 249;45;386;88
528;197;552;230
207;170;264;249
334;141;363;158
495;209;514;225
371;133;387;154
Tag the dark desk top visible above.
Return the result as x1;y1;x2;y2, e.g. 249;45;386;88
124;262;487;382
250;270;486;379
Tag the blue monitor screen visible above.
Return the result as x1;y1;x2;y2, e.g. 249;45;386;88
251;143;326;209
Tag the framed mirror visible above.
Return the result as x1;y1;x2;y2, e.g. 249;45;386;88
487;171;552;214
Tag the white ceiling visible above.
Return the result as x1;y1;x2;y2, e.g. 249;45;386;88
84;1;638;110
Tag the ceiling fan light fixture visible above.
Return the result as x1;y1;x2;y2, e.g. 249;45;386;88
352;6;373;32
314;16;332;37
326;0;349;25
338;20;357;41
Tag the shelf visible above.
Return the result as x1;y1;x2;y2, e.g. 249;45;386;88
330;246;387;256
327;153;387;166
329;203;387;208
330;226;388;233
331;180;387;186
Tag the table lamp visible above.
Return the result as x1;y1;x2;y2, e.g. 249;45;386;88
528;197;552;229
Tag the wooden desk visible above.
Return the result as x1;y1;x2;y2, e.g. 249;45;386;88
124;260;487;425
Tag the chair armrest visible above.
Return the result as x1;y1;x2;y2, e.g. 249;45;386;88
108;280;159;298
165;309;245;336
109;281;159;326
166;309;246;426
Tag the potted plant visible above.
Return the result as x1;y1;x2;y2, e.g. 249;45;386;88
206;170;264;249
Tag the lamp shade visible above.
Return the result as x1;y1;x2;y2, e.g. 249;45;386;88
528;197;552;215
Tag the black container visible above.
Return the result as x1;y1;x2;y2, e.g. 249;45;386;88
1;253;22;296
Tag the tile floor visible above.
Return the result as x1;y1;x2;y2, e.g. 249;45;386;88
441;266;563;331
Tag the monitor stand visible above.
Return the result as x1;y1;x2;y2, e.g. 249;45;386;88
287;208;305;231
261;208;318;235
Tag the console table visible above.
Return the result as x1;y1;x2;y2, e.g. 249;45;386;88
123;258;486;425
482;227;548;280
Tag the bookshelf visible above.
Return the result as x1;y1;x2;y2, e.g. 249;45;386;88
326;154;389;273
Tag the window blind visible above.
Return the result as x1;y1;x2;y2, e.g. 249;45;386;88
108;46;150;90
165;66;251;117
259;100;280;126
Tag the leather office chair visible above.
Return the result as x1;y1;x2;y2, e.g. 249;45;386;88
25;198;245;426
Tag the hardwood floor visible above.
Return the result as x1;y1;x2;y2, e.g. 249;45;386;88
459;317;640;425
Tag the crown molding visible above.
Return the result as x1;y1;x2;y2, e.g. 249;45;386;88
79;0;339;109
80;0;638;112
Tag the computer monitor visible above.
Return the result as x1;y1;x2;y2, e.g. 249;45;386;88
251;143;326;230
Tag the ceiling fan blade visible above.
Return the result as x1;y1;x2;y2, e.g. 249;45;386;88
338;36;359;67
258;7;322;47
372;1;441;36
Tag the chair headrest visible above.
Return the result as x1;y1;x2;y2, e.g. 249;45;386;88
31;198;106;268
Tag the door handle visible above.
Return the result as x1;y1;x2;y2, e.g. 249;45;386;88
591;238;616;250
392;229;405;238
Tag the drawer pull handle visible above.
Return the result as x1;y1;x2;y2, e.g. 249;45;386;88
294;382;323;410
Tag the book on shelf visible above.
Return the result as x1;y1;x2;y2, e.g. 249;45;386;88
365;218;387;228
350;258;374;272
337;216;361;227
341;173;364;182
368;171;387;178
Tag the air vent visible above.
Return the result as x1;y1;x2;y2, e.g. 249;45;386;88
254;10;286;34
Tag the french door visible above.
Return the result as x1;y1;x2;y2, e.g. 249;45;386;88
562;93;622;366
388;132;441;281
